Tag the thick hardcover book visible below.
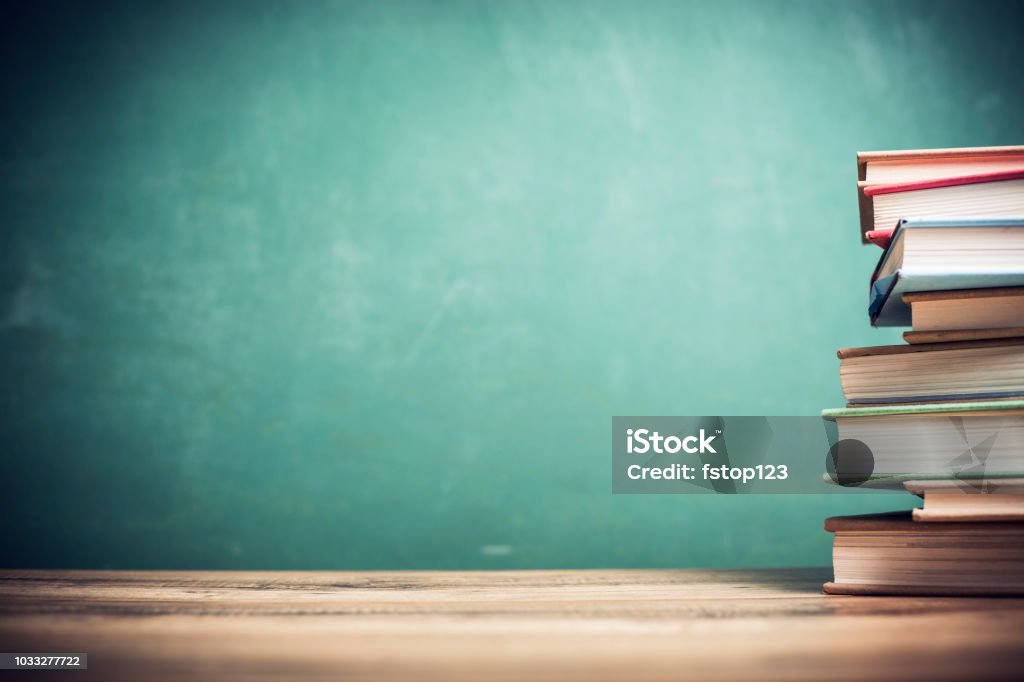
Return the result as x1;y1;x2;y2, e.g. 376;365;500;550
867;218;1024;327
901;287;1024;343
821;400;1024;485
863;171;1024;235
834;339;1024;404
824;511;1024;596
856;146;1024;242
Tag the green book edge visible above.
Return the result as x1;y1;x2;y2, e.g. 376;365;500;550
821;399;1024;421
823;471;1024;490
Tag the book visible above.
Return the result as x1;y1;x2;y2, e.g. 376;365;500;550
856;146;1024;242
823;511;1024;596
835;339;1024;404
904;326;1024;344
901;287;1024;344
868;218;1024;326
904;478;1024;522
821;400;1024;479
864;169;1024;234
835;147;1024;599
858;146;1024;184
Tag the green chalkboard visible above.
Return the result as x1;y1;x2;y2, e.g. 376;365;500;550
1;0;1023;568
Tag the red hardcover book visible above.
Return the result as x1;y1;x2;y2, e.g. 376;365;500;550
863;168;1024;196
855;146;1024;243
860;169;1024;234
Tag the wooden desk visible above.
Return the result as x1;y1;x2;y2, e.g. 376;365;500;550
1;569;1023;681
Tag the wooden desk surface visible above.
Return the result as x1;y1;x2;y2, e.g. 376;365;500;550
1;568;1023;681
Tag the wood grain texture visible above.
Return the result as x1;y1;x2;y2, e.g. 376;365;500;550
2;569;1024;681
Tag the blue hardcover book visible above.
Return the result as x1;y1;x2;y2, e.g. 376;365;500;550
869;217;1024;327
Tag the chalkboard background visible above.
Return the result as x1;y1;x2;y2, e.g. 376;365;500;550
2;0;1023;568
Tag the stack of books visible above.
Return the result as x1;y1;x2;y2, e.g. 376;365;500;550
823;145;1024;596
